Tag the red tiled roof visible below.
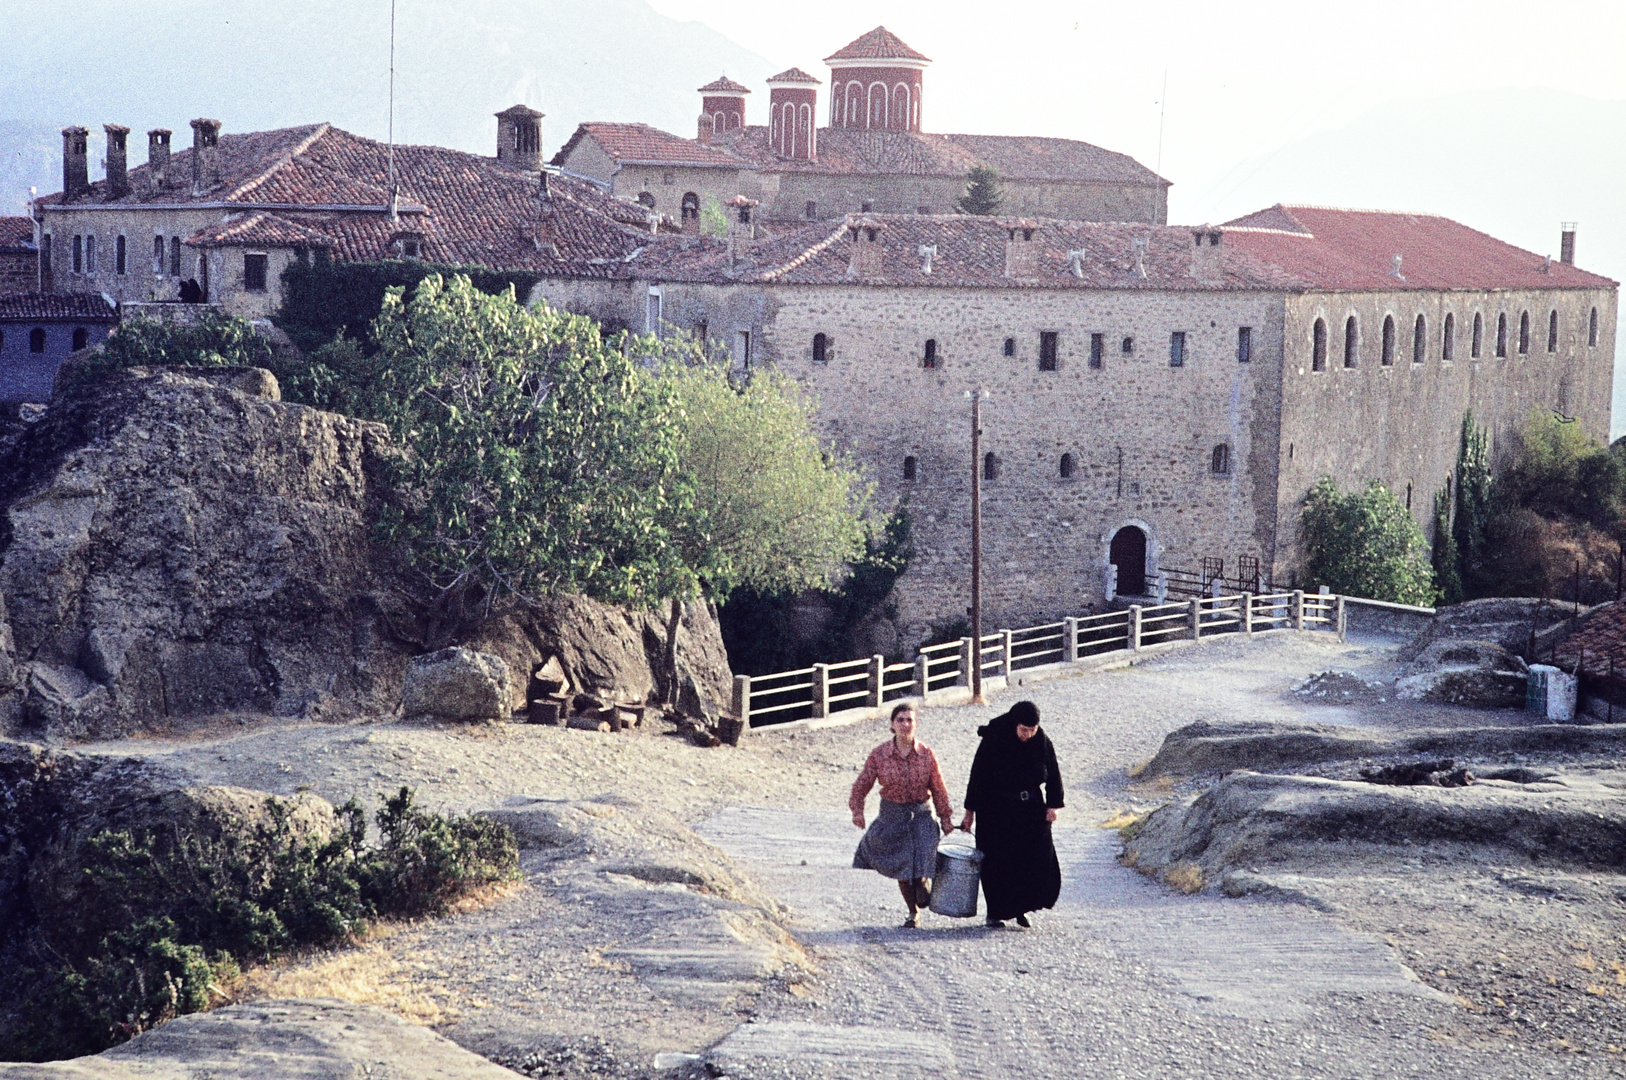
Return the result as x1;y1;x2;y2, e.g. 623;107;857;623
0;293;117;321
767;68;821;85
187;212;338;248
697;76;751;94
632;214;1305;291
825;26;930;63
1222;205;1617;292
715;126;1166;186
551;123;744;169
0;217;35;252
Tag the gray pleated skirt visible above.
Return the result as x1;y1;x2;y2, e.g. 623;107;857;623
853;799;939;881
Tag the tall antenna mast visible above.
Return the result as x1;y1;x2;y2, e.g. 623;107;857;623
387;0;398;220
1155;68;1168;177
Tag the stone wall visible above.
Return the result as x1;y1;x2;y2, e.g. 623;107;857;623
0;250;35;295
37;207;220;305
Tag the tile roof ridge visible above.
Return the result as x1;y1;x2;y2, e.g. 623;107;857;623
760;222;853;282
225;122;334;202
1278;202;1451;219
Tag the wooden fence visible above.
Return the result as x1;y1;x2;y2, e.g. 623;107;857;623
730;590;1349;731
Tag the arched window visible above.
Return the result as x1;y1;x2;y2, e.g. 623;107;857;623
1518;310;1530;354
1312;317;1327;371
1059;452;1075;479
1003;337;1015;357
1442;312;1455;361
1344;315;1359;368
868;83;887;129
1413;314;1426;363
845;82;862;125
1211;443;1231;475
72;327;88;351
1381;315;1395;365
636;191;655;209
812;332;828;364
680;192;699;222
923;338;938;368
902;455;917;481
983;452;998;481
1495;313;1507;357
1472;312;1483;358
1548;310;1559;352
153;235;165;275
29;327;46;353
1591;307;1600;347
799;104;812;156
891;84;909;130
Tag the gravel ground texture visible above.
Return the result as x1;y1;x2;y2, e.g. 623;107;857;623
44;628;1626;1078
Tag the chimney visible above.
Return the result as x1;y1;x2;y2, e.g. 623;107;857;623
1002;219;1039;279
190;118;222;194
844;217;885;279
147;129;171;189
1189;227;1224;286
104;124;130;198
1560;222;1576;266
727;195;759;270
496;105;544;170
62;126;89;200
697;113;715;145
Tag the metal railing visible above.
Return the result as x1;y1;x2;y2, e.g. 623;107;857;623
730;590;1349;730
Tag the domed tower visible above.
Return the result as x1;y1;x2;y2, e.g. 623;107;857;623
697;76;750;144
766;68;820;161
824;26;930;132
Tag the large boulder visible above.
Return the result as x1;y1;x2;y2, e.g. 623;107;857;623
1394;637;1528;708
1398;597;1592;661
401;647;512;721
0;367;415;738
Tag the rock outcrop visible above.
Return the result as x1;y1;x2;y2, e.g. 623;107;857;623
1394;637;1529;708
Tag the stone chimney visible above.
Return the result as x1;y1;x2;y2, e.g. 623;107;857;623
62;126;89;200
496;105;544;170
190;118;222;194
147;129;172;189
1560;222;1576;266
1002;219;1039;279
104;124;130;198
844;217;885;279
1189;227;1224;286
727;195;759;270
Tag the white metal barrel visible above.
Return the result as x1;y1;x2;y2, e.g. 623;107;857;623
928;841;983;917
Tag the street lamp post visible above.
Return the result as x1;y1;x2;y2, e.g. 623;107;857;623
965;387;989;704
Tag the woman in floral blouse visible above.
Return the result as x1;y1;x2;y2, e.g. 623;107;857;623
850;702;955;928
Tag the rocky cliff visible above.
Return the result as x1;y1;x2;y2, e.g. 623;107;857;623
0;366;732;739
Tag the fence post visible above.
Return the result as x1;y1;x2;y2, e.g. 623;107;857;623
1062;617;1078;663
914;653;929;698
1292;589;1305;632
1189;597;1203;641
868;654;884;708
957;638;973;687
732;674;751;731
1242;592;1254;638
1130;605;1143;652
1001;630;1014;678
811;663;829;718
1336;595;1347;642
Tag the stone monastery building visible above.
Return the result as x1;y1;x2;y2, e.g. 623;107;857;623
552;27;1169;227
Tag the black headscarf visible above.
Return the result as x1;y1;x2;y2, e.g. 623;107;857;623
965;700;1064;813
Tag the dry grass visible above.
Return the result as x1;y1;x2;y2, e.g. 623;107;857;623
235;926;454;1026
1097;810;1141;830
1162;862;1204;894
1127;758;1152;780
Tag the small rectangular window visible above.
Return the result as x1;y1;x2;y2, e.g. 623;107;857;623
41;235;51;275
735;329;751;367
646;288;662;334
1002;337;1015;357
73;235;82;274
923;338;938;368
1121;336;1134;356
1169;331;1186;367
1089;333;1104;369
115;235;126;275
153;235;165;275
244;252;268;292
1236;326;1252;363
170;237;182;277
85;235;97;275
1038;331;1059;371
805;201;817;219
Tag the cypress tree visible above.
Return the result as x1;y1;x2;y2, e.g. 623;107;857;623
1451;411;1493;597
957;165;1004;215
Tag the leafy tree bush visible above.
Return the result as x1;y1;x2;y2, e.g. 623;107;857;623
1;787;515;1062
700;196;729;238
1300;476;1437;605
957;165;1004;215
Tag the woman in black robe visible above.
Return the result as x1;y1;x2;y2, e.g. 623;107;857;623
958;700;1064;928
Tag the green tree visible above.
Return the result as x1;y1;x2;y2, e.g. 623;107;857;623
1431;487;1463;605
1451;411;1493;593
1300;476;1437;605
700;196;729;238
956;165;1004;215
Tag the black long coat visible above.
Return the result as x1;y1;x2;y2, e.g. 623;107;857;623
962;705;1064;921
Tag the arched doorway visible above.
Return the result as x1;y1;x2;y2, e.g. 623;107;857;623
1109;526;1147;596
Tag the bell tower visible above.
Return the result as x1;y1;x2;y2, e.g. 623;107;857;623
824;26;930;133
766;68;820;161
697;76;750;144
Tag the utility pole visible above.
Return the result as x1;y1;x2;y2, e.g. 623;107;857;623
966;387;989;704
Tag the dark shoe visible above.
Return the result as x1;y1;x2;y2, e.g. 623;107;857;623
985;916;1004;928
1015;913;1031;928
903;914;919;929
915;880;932;908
